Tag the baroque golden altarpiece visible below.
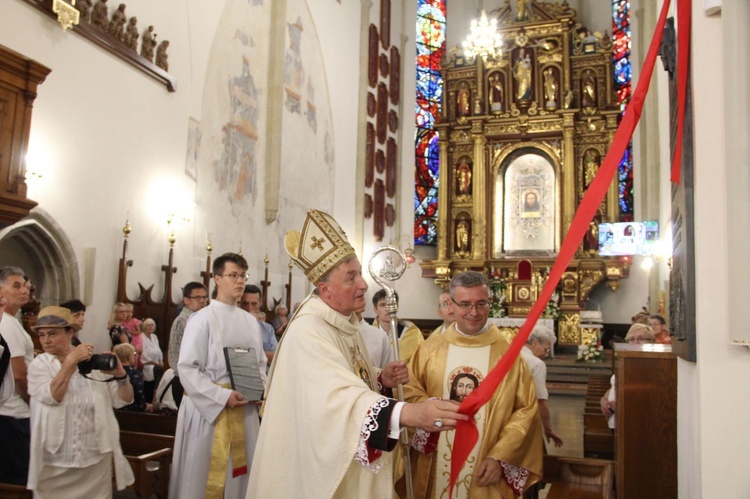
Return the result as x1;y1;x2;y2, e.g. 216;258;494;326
419;1;630;345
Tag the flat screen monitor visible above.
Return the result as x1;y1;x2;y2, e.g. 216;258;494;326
597;221;659;256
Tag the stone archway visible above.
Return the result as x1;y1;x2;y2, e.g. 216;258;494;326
0;208;80;307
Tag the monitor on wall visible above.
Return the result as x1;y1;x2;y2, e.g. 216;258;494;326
597;221;659;256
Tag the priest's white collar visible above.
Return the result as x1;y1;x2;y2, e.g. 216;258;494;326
455;322;490;337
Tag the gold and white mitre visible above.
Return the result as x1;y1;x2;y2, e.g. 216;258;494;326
285;209;356;284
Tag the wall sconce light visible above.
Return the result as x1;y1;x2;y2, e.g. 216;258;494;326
640;256;654;276
391;235;417;267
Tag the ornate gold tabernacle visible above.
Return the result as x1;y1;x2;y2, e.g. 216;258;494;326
420;1;630;345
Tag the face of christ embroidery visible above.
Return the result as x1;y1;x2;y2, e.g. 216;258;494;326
448;366;484;403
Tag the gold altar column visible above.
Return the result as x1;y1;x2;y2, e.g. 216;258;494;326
472;133;487;260
437;137;450;260
562;112;576;234
606;116;619;221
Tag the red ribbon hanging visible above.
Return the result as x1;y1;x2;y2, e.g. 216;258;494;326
671;0;691;184
448;0;689;495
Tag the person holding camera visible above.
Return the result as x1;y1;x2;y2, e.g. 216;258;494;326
26;306;135;497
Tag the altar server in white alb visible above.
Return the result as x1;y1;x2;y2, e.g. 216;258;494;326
169;252;267;499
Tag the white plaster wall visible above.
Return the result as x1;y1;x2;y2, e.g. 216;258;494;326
2;0;206;352
1;0;360;350
306;1;362;233
588;257;650;324
683;1;750;497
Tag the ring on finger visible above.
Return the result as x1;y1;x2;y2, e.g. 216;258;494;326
434;418;443;428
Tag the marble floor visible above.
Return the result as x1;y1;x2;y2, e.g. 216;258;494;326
546;393;587;459
536;393;587;499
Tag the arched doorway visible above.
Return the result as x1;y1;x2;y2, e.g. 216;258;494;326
0;208;80;307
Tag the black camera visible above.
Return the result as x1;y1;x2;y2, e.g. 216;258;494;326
78;353;117;375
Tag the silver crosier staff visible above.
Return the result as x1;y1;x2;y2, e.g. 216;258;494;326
367;245;414;499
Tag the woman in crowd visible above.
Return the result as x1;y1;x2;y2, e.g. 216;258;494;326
129;321;143;368
648;314;672;344
271;304;289;340
113;343;151;412
121;303;142;336
107;302;131;346
139;318;163;403
27;306;134;497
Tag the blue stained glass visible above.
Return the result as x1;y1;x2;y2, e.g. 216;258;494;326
415;0;446;246
416;69;443;100
613;0;633;222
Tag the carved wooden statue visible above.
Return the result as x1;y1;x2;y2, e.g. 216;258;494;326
516;0;530;22
91;0;109;30
457;159;472;195
141;25;156;62
108;3;127;41
582;76;597;108
456;82;470;116
513;48;532;100
489;74;503;113
124;16;139;51
543;68;558;109
456;220;470;253
584;149;600;186
76;0;92;22
155;40;170;72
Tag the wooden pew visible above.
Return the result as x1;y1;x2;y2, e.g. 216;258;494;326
583;411;614;458
583;374;614;458
115;410;177;436
120;430;174;499
542;455;614;499
0;484;31;499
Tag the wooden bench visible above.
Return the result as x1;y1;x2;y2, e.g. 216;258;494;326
116;410;177;436
0;484;31;499
583;374;614;458
583;412;614;458
120;430;175;499
542;455;614;499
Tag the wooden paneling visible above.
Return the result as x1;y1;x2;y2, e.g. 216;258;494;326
0;44;49;227
613;344;677;499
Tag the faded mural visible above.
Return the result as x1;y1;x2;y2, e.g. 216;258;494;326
191;0;335;272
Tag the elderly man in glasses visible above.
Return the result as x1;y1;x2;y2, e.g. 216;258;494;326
401;270;542;498
169;254;266;499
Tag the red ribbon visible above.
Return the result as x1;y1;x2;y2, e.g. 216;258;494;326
448;0;689;495
671;0;691;184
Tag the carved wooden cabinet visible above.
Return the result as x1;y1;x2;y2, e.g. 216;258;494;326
0;44;49;227
613;343;677;498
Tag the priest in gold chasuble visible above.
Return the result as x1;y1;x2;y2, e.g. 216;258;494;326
403;271;542;498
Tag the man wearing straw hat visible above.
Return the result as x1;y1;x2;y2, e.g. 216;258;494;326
248;209;466;498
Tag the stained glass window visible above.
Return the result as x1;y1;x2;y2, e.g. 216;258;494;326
612;0;633;221
414;0;446;246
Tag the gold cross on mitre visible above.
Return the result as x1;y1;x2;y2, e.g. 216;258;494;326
310;236;325;250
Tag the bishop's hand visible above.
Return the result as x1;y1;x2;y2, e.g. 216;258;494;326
381;360;409;388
